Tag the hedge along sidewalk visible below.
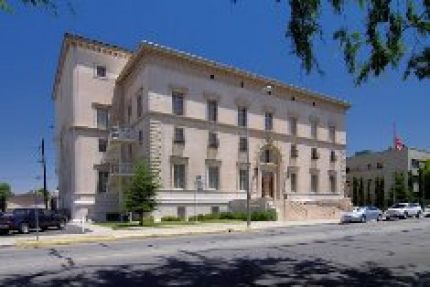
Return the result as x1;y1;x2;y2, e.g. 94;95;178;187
10;219;339;248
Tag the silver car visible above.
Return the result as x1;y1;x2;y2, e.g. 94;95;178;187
341;206;383;223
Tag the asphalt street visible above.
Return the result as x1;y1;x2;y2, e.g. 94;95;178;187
0;218;429;286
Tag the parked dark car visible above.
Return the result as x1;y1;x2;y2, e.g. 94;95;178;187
0;208;67;234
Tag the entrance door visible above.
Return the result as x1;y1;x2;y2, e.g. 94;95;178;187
262;172;274;198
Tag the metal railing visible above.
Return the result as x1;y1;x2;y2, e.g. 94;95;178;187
109;126;137;143
110;162;134;176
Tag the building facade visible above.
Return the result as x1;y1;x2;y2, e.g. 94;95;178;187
346;147;430;208
54;34;350;222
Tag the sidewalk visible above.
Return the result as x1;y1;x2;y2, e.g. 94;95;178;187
0;219;339;248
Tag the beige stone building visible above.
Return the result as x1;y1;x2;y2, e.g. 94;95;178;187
53;34;351;222
346;147;430;208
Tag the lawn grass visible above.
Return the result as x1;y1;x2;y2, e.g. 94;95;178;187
94;219;243;230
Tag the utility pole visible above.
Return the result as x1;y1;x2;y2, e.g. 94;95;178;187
41;138;48;209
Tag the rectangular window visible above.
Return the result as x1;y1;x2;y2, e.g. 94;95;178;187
211;206;220;214
173;164;186;189
177;206;186;220
128;144;133;160
137;94;142;118
207;100;218;122
97;171;109;193
95;65;106;78
290;173;297;193
98;138;107;152
411;159;420;169
239;137;248;152
172;92;184;115
208;166;220;189
96;108;109;130
289;117;297;136
138;130;143;145
311;174;318;193
174;127;185;144
311;148;319;160
329;126;336;143
311;120;318;139
330;150;337;162
377;162;383;169
239;168;249;191
291;145;298;158
330;175;337;193
265;112;273;131
208;132;219;148
238;107;247;127
127;104;132;124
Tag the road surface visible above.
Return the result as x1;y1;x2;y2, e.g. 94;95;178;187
0;218;429;286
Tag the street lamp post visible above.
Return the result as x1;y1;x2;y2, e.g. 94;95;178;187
33;190;39;241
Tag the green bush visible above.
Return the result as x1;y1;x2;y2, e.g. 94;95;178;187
161;216;183;222
251;209;277;221
140;216;154;226
188;210;277;222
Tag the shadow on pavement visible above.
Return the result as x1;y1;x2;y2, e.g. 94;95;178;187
0;249;428;286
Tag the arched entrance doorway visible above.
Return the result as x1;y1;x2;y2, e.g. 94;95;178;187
258;145;281;200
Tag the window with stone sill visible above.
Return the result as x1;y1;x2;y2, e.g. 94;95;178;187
238;107;247;127
137;94;142;118
290;173;297;193
329;126;336;143
291;145;299;158
174;128;185;144
311;148;319;160
239;137;248;152
265;112;273;131
96;108;109;130
289;117;298;136
330;175;337;193
97;171;109;193
95;65;107;78
98;138;107;152
330;150;337;162
173;163;186;189
208;132;219;149
311;120;318;139
311;174;319;193
207;100;218;122
172;91;184;116
239;168;249;191
138;130;143;145
208;166;220;189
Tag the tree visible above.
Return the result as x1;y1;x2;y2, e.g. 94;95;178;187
423;159;430;204
0;182;13;212
233;0;430;85
124;161;160;225
391;171;411;203
358;177;364;206
352;177;358;206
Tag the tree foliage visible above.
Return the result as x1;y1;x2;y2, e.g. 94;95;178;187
0;182;13;212
233;0;430;85
124;161;160;225
391;171;411;202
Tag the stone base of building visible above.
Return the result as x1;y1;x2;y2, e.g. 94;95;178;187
278;198;352;221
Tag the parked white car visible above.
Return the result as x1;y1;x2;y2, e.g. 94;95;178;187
385;203;422;220
423;205;430;218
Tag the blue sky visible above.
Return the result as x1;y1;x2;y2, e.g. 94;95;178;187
0;0;428;193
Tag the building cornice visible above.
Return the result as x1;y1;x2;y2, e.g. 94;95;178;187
117;41;351;110
52;33;133;100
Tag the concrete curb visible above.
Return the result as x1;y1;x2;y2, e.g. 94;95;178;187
11;220;339;248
